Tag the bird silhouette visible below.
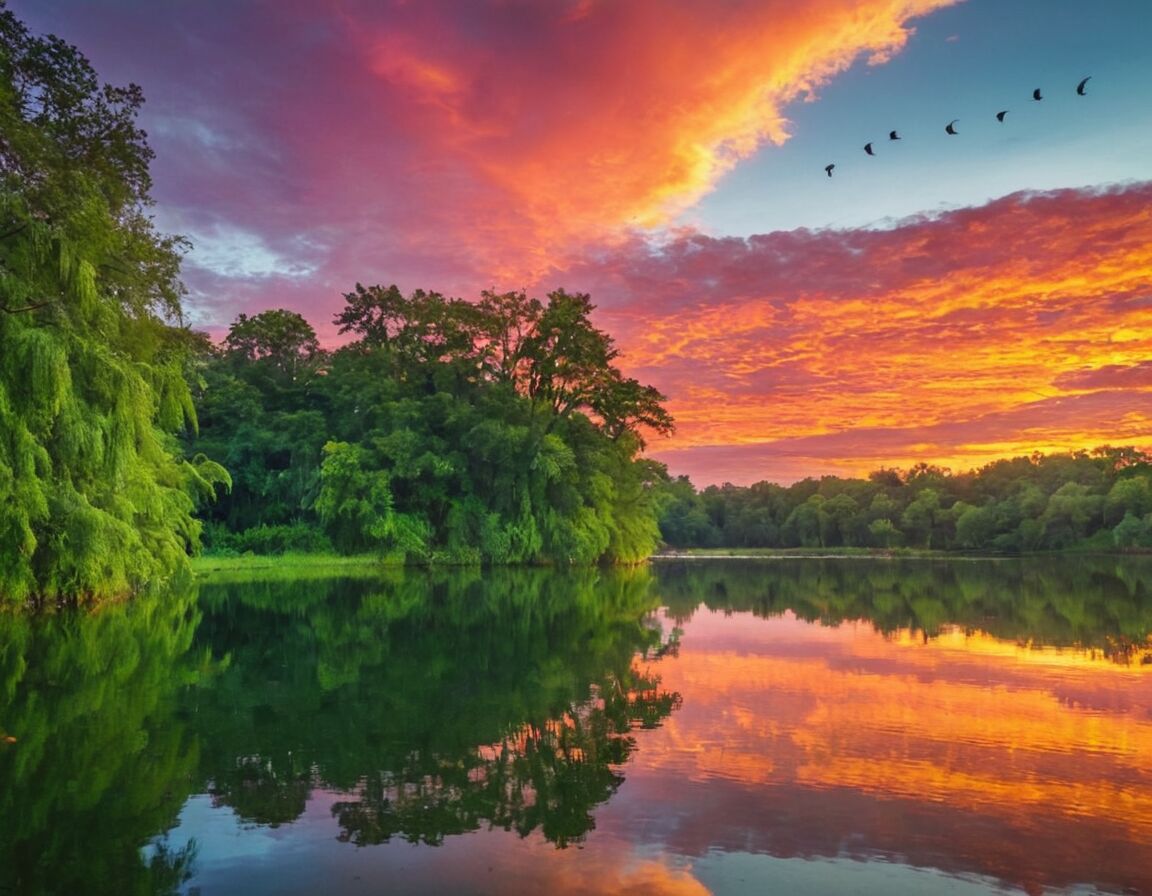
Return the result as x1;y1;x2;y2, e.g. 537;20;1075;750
1076;75;1092;95
945;119;959;135
824;163;835;178
889;130;900;140
864;142;875;156
1032;88;1043;101
996;110;1008;122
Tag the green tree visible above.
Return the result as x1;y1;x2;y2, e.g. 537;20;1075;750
315;440;430;559
901;488;942;548
868;517;901;548
954;502;997;549
187;310;334;547
783;494;828;548
222;308;323;394
477;288;673;441
0;5;225;603
190;283;673;565
657;475;720;548
323;286;671;565
1105;476;1152;526
1040;482;1103;549
1112;512;1152;550
822;492;862;546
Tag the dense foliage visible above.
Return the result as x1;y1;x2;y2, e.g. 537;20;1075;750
190;288;674;565
659;447;1152;553
0;4;224;605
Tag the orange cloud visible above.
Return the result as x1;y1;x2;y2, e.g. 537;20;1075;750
570;184;1152;482
47;0;1145;484
323;0;960;279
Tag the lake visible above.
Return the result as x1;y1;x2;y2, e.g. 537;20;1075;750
2;557;1151;895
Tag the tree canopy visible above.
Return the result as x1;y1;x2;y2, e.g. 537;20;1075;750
190;286;674;565
0;4;225;605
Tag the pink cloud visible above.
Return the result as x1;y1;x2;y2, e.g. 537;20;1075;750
16;0;957;331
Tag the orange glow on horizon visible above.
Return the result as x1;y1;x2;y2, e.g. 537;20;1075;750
609;185;1152;482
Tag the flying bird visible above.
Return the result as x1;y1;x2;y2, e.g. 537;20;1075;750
889;130;901;140
1076;75;1092;95
864;142;875;156
824;163;835;177
945;119;959;135
996;110;1008;122
1032;88;1043;101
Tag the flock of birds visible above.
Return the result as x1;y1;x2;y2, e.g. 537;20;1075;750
823;75;1093;177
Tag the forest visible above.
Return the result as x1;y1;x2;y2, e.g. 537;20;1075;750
192;296;1152;559
187;288;674;567
658;447;1152;553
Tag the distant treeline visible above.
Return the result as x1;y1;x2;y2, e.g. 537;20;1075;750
658;447;1152;553
187;290;673;565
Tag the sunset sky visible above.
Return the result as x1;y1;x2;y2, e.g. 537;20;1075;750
14;0;1152;485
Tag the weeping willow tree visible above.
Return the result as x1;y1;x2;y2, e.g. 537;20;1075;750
0;5;225;604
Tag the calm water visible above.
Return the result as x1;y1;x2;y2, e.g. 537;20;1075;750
2;557;1152;895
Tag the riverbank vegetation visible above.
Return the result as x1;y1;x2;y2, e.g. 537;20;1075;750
658;447;1152;554
186;287;674;566
0;6;227;606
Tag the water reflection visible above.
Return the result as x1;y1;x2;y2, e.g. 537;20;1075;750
191;566;679;849
0;579;206;894
634;556;1152;895
655;555;1152;661
2;557;1152;894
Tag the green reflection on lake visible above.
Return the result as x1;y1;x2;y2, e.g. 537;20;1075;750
655;554;1152;660
190;566;679;847
2;556;1151;895
1;565;677;893
0;579;206;894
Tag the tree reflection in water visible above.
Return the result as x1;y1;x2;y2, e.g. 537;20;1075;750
0;565;679;891
191;565;681;848
654;554;1152;662
0;577;208;895
7;556;1152;894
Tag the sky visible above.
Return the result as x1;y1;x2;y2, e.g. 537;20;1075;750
11;0;1152;485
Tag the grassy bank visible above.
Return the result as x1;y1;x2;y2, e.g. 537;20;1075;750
191;552;392;581
652;547;942;559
